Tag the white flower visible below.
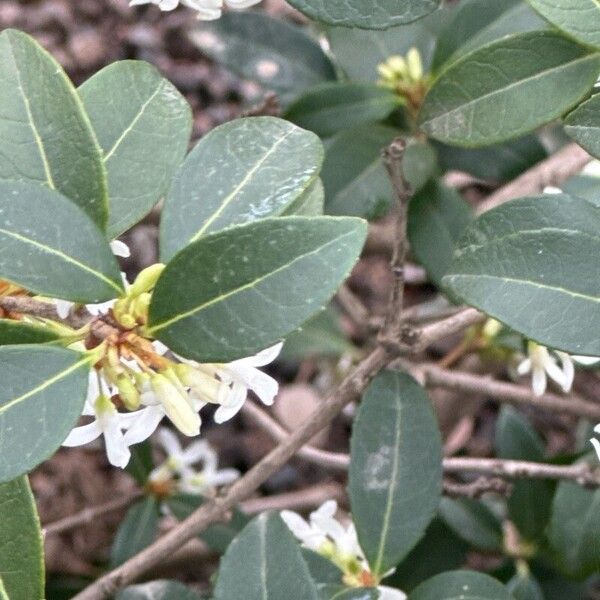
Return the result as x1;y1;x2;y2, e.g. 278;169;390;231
150;428;239;494
110;240;131;258
129;0;261;19
179;342;282;424
377;587;407;600
543;185;562;195
590;424;600;461
517;342;574;396
582;160;600;178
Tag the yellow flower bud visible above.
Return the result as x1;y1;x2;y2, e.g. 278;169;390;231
130;263;165;297
175;364;221;403
151;374;200;437
406;47;423;81
117;374;141;410
387;55;408;77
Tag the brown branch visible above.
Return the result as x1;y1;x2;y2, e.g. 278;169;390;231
416;362;600;421
240;483;345;514
477;143;591;214
443;477;511;499
0;295;91;329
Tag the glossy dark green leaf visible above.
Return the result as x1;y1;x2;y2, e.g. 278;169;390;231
327;13;446;82
281;307;355;362
117;581;200;600
0;476;44;600
79;61;192;238
433;1;546;68
124;441;155;485
0;346;90;482
564;94;600;160
434;135;547;182
214;512;318;600
110;497;160;567
562;174;600;205
507;573;545;600
444;194;600;356
187;12;335;102
0;320;61;346
285;0;441;30
317;586;379;600
285;83;400;138
439;497;503;551
408;180;473;286
160;117;323;261
349;371;443;577
548;458;600;577
528;0;600;49
495;407;553;542
420;31;600;147
167;493;250;553
150;216;367;362
0;182;124;302
0;29;107;228
283;179;325;216
409;571;512;600
385;519;469;592
302;550;343;585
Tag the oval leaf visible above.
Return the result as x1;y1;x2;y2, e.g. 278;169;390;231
420;31;600;147
285;83;400;138
317;586;379;600
0;182;124;302
0;320;61;346
528;0;600;49
79;61;192;238
150;216;367;362
349;371;443;576
0;30;107;228
285;0;441;30
117;581;200;600
214;512;318;600
0;476;44;600
0;346;90;482
564;93;600;160
444;194;600;356
188;12;335;102
409;570;512;600
160;117;323;261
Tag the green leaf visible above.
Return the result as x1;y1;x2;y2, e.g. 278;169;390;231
439;498;504;551
548;459;600;577
384;519;469;592
408;570;513;600
150;216;367;362
283;178;325;217
434;135;548;182
349;371;443;577
285;83;400;138
0;476;44;600
0;320;61;346
562;174;600;204
327;13;446;83
302;550;343;585
495;407;553;542
317;586;379;600
281;307;355;362
187;12;335;103
0;182;124;303
79;61;192;238
160;117;323;261
117;581;200;600
110;497;160;567
564;93;600;160
444;193;600;356
433;1;546;69
420;31;600;147
166;493;250;553
0;30;107;228
0;346;90;482
527;0;600;49
285;0;441;30
407;180;473;286
507;573;545;600
214;512;318;600
124;441;155;485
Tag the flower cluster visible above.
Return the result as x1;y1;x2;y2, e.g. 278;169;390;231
282;501;406;599
148;428;239;496
129;0;261;20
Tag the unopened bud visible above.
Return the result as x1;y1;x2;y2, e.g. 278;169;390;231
130;264;165;297
151;374;200;437
117;374;141;410
387;55;408;77
406;47;423;81
175;364;221;403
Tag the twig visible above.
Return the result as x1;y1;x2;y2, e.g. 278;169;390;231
415;362;600;421
381;138;412;340
44;491;144;536
240;483;345;514
443;477;510;499
444;457;600;487
241;92;280;117
336;284;372;334
477;143;591;214
0;295;90;329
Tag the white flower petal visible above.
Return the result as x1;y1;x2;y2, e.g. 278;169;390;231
207;468;240;487
228;363;278;406
123;406;165;445
157;427;184;458
556;351;575;393
594;423;600;434
103;414;131;468
225;0;261;7
531;367;547;397
110;240;131;258
281;510;316;543
544;358;567;390
517;358;531;376
62;421;103;447
590;438;600;462
377;586;407;600
214;401;244;424
182;439;214;467
573;355;600;366
54;299;73;319
231;342;283;368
